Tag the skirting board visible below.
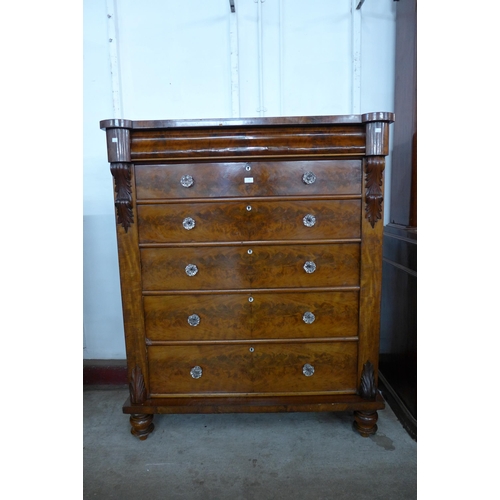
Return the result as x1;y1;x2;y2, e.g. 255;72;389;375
83;359;127;386
378;371;416;441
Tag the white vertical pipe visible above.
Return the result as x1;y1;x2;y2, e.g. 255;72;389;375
279;0;284;116
229;6;240;118
106;0;122;118
351;0;361;114
257;0;265;116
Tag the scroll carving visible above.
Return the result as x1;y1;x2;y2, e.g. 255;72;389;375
364;157;385;228
359;361;377;400
129;365;146;404
110;162;133;232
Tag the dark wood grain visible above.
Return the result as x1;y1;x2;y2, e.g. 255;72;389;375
123;392;385;415
112;164;150;398
101;113;394;132
135;160;361;199
144;291;359;341
130;125;365;161
137;199;361;243
147;342;357;396
357;157;385;387
110;163;133;232
364;157;385;227
144;294;252;341
100;113;393;438
140;243;360;291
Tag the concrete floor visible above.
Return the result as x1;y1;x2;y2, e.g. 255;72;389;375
83;388;416;499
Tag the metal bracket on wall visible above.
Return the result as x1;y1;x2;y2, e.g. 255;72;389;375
229;0;235;13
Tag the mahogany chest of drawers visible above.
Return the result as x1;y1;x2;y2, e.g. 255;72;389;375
100;113;394;440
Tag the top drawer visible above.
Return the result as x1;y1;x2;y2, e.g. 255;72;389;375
134;160;361;200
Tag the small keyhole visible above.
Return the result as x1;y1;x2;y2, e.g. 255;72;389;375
249;347;255;353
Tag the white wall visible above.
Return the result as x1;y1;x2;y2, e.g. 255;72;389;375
83;0;396;359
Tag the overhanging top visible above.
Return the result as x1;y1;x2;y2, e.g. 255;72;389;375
100;113;395;131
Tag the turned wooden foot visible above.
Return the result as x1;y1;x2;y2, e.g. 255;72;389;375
130;413;154;440
353;410;378;437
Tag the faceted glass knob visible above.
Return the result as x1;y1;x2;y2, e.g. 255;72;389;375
302;364;315;377
303;214;316;227
182;217;196;230
188;314;200;327
180;174;194;188
303;312;315;324
190;366;203;379
302;171;316;185
185;264;198;276
303;261;317;273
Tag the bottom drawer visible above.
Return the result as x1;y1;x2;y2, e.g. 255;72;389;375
148;342;358;396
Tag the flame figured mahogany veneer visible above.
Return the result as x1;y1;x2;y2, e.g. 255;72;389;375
100;113;394;440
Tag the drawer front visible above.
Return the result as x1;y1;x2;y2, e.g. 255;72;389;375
138;199;361;243
135;160;361;199
140;243;360;291
144;291;359;341
251;291;359;339
148;342;358;396
144;294;252;341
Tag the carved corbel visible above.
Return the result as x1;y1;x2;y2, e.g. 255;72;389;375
362;114;394;228
129;365;146;404
110;162;133;232
358;360;377;400
364;157;385;228
102;124;134;232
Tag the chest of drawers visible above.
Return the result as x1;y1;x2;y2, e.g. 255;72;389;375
100;113;394;440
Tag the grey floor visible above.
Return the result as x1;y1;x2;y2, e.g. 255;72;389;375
83;387;416;499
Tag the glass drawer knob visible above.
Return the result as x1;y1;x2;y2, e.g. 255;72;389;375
185;264;198;276
303;261;316;274
303;312;315;324
190;366;203;379
302;172;316;185
182;217;196;230
180;174;194;188
188;314;200;327
303;214;316;227
303;364;315;377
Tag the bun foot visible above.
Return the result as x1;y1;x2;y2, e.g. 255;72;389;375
130;413;154;440
353;410;378;437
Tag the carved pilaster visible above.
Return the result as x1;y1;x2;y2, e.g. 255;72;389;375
359;360;377;400
364;157;385;228
110;162;134;232
129;365;146;404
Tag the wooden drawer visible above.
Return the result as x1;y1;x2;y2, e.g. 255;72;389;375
148;342;358;396
145;294;252;341
144;291;359;341
138;199;361;243
140;243;360;291
134;160;361;199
